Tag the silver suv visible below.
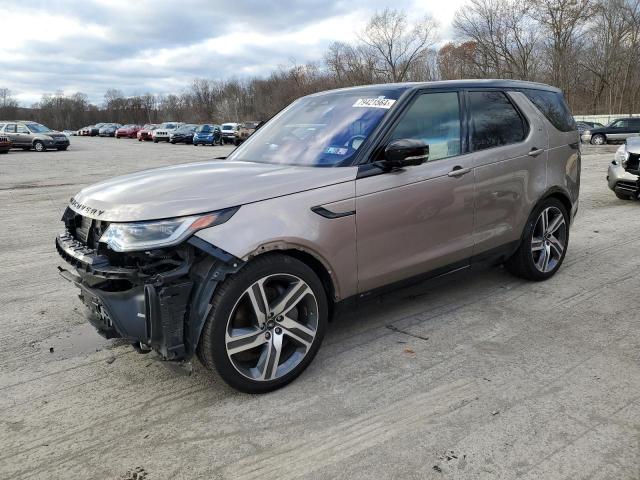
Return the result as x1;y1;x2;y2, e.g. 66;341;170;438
0;121;70;151
55;80;580;392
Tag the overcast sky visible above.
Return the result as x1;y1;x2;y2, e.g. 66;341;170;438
0;0;465;106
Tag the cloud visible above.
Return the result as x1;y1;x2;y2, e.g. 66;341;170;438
0;0;462;105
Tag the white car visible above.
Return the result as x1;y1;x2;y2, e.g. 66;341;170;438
152;122;183;143
220;122;239;144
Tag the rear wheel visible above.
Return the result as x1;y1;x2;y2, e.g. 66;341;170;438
198;254;328;393
591;134;606;145
33;141;45;152
505;198;569;281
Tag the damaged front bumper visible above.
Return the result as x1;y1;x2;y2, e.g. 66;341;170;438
607;161;639;197
56;231;242;361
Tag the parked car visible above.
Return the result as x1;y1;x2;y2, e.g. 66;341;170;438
581;117;640;144
62;129;76;137
55;80;580;393
1;121;70;151
86;123;107;136
576;121;603;135
137;124;158;141
99;123;121;137
608;137;640;199
169;124;197;144
152;122;182;143
0;134;11;153
193;124;222;146
220;122;239;144
115;124;142;139
234;121;261;145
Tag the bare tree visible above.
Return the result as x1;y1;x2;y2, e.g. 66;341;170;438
358;8;439;82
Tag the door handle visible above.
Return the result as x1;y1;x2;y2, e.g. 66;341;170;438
448;166;471;177
528;147;544;157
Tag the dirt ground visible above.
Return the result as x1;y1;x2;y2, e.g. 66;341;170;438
0;137;638;479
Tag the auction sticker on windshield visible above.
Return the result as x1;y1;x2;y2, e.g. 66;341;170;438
352;98;396;109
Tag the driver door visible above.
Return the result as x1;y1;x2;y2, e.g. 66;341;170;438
355;90;475;293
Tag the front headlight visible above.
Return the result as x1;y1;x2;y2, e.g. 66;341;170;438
99;207;238;252
583;130;591;136
614;149;629;167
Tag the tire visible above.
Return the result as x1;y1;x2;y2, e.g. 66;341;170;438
0;150;8;154
505;197;570;281
153;140;158;143
33;141;46;152
591;134;606;145
198;253;328;393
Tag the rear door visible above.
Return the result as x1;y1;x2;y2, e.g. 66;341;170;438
469;90;548;255
355;90;476;293
3;123;19;145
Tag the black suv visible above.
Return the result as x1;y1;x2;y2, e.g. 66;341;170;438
582;117;640;145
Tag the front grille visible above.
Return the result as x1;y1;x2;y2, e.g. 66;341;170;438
625;153;640;175
62;208;110;249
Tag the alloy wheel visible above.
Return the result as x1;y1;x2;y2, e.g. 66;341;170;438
592;135;605;145
225;274;318;381
531;206;567;273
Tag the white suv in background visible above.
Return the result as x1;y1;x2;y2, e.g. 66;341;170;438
220;122;239;144
152;122;183;143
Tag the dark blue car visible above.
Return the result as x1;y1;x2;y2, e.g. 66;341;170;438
193;124;222;146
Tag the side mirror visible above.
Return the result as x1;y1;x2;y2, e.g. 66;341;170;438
382;139;429;169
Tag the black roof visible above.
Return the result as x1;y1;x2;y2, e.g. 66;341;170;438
312;79;561;97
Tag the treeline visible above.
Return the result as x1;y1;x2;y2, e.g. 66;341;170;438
1;0;639;130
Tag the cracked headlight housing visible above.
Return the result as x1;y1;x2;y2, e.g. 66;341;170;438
99;207;238;252
614;148;629;167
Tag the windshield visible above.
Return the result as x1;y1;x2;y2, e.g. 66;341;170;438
197;125;213;133
221;125;234;130
228;88;406;167
27;123;52;133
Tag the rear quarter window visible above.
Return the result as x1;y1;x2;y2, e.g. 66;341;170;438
520;89;576;132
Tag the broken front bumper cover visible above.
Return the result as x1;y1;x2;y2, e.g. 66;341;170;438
607;162;639;197
55;231;242;361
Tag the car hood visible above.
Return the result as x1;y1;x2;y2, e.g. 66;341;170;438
626;137;640;154
69;160;357;222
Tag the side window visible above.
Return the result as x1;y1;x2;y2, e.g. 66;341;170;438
17;124;29;133
468;91;526;151
389;91;461;161
5;124;16;133
629;119;640;129
521;89;575;132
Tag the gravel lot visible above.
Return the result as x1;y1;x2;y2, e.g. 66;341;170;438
0;137;638;480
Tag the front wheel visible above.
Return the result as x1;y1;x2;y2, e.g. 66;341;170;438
505;198;569;281
33;141;46;152
198;254;328;393
591;134;606;145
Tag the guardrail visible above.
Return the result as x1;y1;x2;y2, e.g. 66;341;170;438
574;114;640;125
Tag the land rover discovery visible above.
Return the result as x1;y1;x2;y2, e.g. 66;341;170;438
55;80;580;393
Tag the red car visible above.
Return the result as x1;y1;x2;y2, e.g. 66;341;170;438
0;134;11;154
115;124;142;139
137;124;158;141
